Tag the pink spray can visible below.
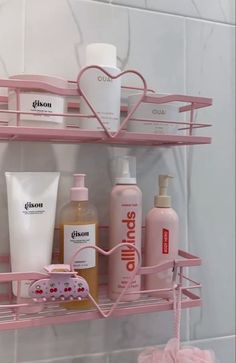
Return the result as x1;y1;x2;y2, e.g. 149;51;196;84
108;156;142;301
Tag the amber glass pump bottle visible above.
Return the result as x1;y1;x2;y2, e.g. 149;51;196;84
60;174;98;309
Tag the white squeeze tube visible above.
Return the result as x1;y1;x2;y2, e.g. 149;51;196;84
5;172;60;299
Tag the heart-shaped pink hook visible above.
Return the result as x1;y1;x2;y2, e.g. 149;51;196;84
70;243;142;318
77;65;148;138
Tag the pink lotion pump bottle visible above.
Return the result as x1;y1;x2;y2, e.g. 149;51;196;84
108;156;142;301
145;175;179;298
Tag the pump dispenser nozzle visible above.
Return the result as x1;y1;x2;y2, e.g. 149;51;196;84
70;174;88;201
155;175;173;208
115;156;137;185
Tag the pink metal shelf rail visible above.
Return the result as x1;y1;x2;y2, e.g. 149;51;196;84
0;244;202;331
0;66;212;146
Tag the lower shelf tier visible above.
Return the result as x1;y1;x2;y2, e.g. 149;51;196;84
0;250;202;330
0;285;201;331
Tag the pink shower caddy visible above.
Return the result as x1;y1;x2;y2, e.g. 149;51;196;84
0;66;211;330
0;65;212;145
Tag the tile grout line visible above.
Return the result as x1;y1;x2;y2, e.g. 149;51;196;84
104;334;236;356
13;329;18;363
19;352;109;363
89;0;236;26
20;0;27;171
183;17;191;343
22;0;26;73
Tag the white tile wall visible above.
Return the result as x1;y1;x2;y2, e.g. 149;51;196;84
0;0;25;255
186;19;235;339
0;0;235;362
16;321;108;361
20;354;109;363
15;311;187;362
23;0;185;92
95;0;146;10
147;0;236;24
97;0;236;24
108;335;236;363
0;330;17;363
191;336;236;363
0;0;24;80
18;335;235;363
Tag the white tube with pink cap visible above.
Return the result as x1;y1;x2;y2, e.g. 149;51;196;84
5;172;60;299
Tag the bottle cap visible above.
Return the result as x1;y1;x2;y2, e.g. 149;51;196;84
70;174;88;201
154;175;173;208
85;43;117;67
115;156;136;185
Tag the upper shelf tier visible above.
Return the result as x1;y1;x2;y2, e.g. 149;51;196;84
0;126;211;146
0;72;213;146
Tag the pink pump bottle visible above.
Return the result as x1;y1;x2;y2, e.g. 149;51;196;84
60;174;98;309
108;156;142;301
145;175;179;298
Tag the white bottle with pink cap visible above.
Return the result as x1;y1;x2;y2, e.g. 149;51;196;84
108;156;142;301
60;174;98;309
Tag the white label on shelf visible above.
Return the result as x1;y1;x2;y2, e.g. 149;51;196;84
64;224;96;269
8;91;65;124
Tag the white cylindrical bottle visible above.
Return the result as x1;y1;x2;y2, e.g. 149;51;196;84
108;156;142;301
145;175;179;298
79;43;121;132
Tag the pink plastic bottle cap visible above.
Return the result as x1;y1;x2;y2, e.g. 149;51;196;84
70;174;88;201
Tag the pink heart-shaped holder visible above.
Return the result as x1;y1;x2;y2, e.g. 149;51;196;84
69;243;142;318
77;65;148;138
